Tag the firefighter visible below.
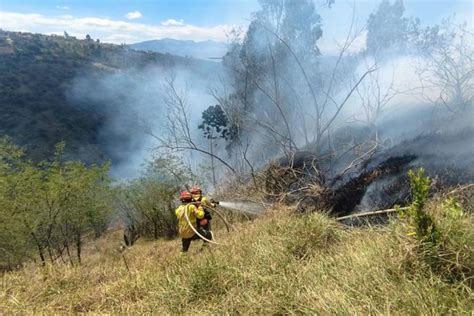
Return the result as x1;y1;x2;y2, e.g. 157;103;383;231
191;186;218;235
175;191;211;252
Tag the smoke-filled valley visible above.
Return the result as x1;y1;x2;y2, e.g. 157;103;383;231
0;30;224;177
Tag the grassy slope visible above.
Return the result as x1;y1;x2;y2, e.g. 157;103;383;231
1;205;473;314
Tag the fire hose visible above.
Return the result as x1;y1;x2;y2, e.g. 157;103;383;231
336;206;409;221
183;204;233;246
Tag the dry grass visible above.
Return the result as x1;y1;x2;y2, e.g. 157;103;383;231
1;204;473;314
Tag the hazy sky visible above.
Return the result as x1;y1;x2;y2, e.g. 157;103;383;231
0;0;472;48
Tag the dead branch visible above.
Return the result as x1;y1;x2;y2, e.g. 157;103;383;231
151;77;236;174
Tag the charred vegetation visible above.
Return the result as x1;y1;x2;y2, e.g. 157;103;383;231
260;122;474;218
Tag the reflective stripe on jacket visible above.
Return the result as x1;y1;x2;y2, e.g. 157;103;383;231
175;203;204;239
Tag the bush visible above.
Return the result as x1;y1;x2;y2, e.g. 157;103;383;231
406;168;438;242
401;168;473;286
0;138;112;269
115;155;195;242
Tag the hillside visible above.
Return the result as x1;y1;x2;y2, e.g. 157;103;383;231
1;194;473;314
129;38;228;60
0;30;219;165
1;0;473;313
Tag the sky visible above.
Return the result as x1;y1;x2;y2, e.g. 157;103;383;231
0;0;472;47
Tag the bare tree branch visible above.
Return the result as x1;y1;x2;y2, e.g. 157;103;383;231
151;77;236;174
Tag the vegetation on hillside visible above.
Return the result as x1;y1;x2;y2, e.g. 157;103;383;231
0;139;201;270
0;137;112;269
1;187;472;313
0;30;209;164
0;0;473;313
115;155;196;241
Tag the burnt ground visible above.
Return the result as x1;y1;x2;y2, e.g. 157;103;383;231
264;126;474;218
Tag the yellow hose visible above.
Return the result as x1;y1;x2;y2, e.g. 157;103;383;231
205;205;233;232
183;205;222;245
181;203;240;246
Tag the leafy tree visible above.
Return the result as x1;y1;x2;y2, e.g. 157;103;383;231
0;138;112;269
0;138;34;268
280;0;323;61
198;105;230;140
366;0;414;56
222;0;324;157
116;155;194;242
122;179;178;240
198;105;230;186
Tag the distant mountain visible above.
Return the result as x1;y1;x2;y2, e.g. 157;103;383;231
129;38;228;60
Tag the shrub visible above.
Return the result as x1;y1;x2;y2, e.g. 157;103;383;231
115;155;195;242
0;138;112;269
406;168;438;243
402;168;473;286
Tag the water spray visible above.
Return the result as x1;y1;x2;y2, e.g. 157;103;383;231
218;201;265;215
183;200;265;246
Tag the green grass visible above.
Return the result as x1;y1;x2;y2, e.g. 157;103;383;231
1;202;473;314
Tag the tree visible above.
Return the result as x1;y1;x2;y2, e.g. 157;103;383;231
198;105;230;187
116;155;194;241
152;77;236;174
223;0;376;162
221;0;325;158
53;159;111;263
198;105;230;141
415;22;473;116
280;0;323;61
0;138;112;269
0;138;35;269
366;0;413;56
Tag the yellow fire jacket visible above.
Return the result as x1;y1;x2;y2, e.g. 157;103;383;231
175;203;204;239
201;196;213;209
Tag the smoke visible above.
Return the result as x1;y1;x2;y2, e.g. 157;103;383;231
262;17;470;167
68;60;223;178
65;0;472;194
219;201;265;215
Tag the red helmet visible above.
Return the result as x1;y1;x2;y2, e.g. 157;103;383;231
191;186;202;194
179;191;192;201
